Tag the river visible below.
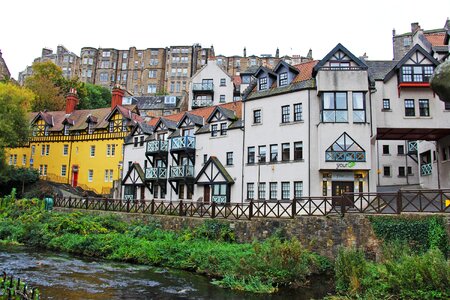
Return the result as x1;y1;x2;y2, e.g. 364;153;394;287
0;245;334;299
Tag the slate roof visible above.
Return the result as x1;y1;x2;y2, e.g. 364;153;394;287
240;65;259;75
365;60;399;81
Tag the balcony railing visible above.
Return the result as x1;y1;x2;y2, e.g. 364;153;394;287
146;140;168;154
145;167;167;180
212;195;227;204
169;165;195;179
171;136;195;151
420;163;432;176
408;141;418;154
192;83;214;92
192;99;213;108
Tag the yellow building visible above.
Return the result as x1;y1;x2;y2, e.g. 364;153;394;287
6;87;142;195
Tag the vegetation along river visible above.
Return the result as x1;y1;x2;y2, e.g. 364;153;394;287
0;245;334;299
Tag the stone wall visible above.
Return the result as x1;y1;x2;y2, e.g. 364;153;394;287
54;208;450;259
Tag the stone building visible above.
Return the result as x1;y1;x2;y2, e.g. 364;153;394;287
18;45;80;85
0;50;11;81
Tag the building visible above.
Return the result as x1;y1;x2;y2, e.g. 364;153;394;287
392;20;450;61
0;50;11;81
124;95;184;119
188;57;238;110
18;45;80;85
6;86;141;195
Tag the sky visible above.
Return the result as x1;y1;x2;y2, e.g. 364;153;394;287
2;0;449;80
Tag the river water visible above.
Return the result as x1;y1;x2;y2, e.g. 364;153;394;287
0;245;334;299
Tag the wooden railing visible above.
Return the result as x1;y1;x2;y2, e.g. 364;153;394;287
53;190;450;220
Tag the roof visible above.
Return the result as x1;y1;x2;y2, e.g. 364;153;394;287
29;105;141;132
240;65;260;75
313;43;367;76
133;96;181;110
365;60;399;81
293;60;318;82
195;156;234;184
424;32;446;46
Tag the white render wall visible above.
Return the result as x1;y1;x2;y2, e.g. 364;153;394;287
194;126;244;203
244;90;311;199
188;61;234;109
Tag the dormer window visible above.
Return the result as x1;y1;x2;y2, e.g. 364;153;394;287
330;61;350;69
88;122;94;134
279;72;288;86
401;65;433;83
44;125;50;136
64;125;70;136
259;77;267;90
32;127;37;136
220;123;227;135
109;121;114;132
211;124;218;137
122;119;127;132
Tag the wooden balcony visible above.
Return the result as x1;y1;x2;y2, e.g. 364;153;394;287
145;167;167;181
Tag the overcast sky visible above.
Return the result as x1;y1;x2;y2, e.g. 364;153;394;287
2;0;449;79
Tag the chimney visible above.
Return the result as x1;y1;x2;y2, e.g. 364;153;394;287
307;49;313;59
65;88;79;114
243;47;247;57
111;84;124;109
392;28;396;37
275;48;279;58
411;22;420;33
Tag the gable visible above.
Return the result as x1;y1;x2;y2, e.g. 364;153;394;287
195;157;234;184
325;132;366;162
122;164;145;185
313;43;367;76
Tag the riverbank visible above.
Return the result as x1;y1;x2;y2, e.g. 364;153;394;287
1;196;449;298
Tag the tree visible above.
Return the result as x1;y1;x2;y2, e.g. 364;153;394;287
78;83;112;109
430;60;450;103
0;82;34;170
25;61;66;111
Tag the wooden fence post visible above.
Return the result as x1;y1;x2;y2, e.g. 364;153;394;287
126;200;130;212
211;201;216;218
85;196;89;210
104;198;108;211
396;190;402;214
179;200;184;216
291;199;296;219
249;200;253;220
68;196;72;208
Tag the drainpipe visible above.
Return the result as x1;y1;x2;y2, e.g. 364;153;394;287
376;140;380;188
308;89;311;197
435;141;441;189
241;102;245;204
67;140;73;185
404;140;409;185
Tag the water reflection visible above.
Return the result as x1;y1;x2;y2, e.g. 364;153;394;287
0;245;333;299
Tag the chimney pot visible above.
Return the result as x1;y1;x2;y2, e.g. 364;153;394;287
65;88;79;114
111;85;124;109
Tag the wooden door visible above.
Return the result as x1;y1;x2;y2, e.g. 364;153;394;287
203;185;210;203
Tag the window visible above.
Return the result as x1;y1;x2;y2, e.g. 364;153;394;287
63;144;69;156
294;181;303;199
134;137;138;147
64;125;70;136
107;144;116;157
282;182;290;200
122;119;127;132
445;102;450;110
149;70;157;78
203;154;208;164
281;105;290;123
401;65;434;82
383;99;390;110
219;95;225;103
8;155;12;165
248;147;255;164
294;142;303;160
100;72;108;82
122;63;127;69
258;145;266;163
102;51;110;57
226;152;233;165
31;146;35;156
253;109;261;124
383;145;390;155
41;145;45;156
13;154;17;165
90;145;95;157
270;182;277;200
101;60;109;68
407;166;413;175
22;155;26;166
383;166;391;177
352;92;366;123
211;124;218;137
88;170;94;182
293;103;302;121
220;123;227;135
122;52;128;59
61;165;67;177
88;122;94;134
322;92;348;122
325;133;365;162
403;37;411;47
398;166;406;177
220;78;226;86
140;136;144;147
270;144;278;162
279;72;288;86
104;169;114;182
282;143;290;161
259;77;267;90
147;84;157;94
45;145;50;156
419;99;430;117
43;165;48;176
247;183;254;200
258;182;266;200
109;121;114;132
404;99;415;116
397;145;404;155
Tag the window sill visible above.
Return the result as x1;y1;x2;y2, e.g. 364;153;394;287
252;123;263;126
279;120;304;126
381;109;392;112
210;135;227;139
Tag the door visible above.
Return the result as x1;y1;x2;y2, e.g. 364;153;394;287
332;181;354;206
203;185;210;203
72;171;78;187
140;186;145;200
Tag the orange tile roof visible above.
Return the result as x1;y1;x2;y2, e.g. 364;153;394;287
293;60;318;82
425;32;446;46
147;101;243;127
